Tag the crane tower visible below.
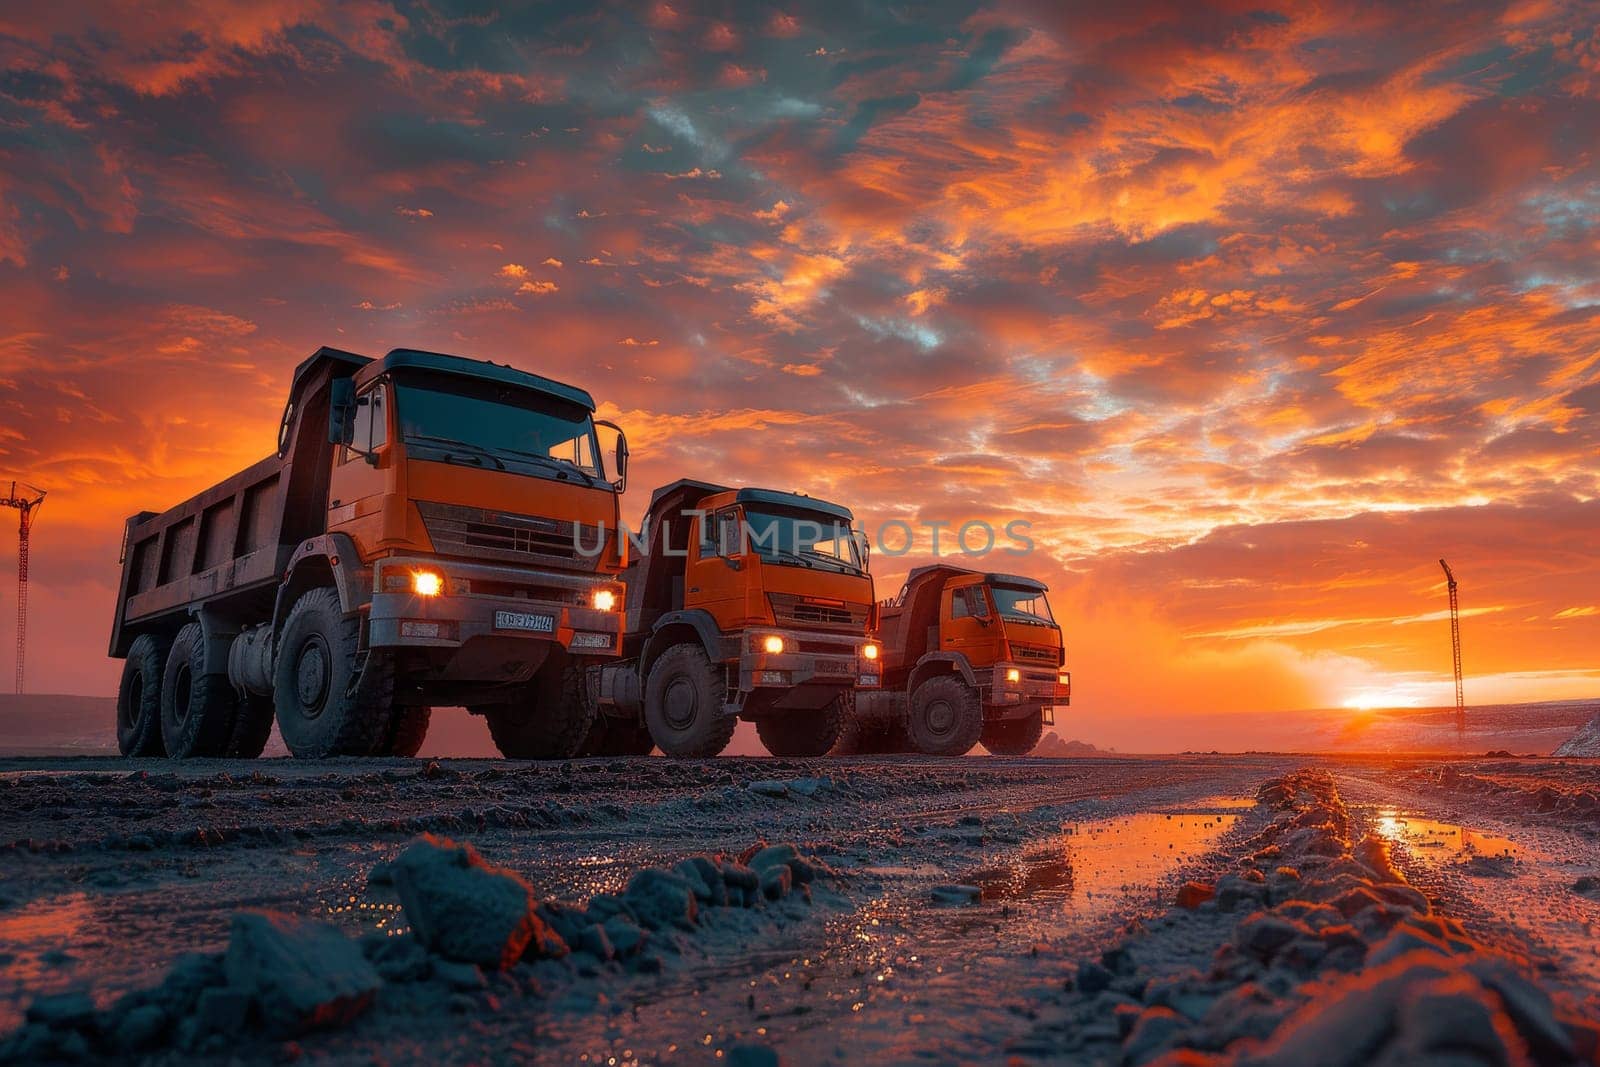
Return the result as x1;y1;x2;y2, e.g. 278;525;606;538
2;480;45;695
1438;558;1463;736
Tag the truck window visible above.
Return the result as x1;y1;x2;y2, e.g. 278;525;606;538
393;374;601;480
342;387;386;464
991;585;1054;624
950;586;990;620
716;509;741;557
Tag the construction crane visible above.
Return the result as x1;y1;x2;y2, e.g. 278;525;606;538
1438;558;1463;736
2;480;45;695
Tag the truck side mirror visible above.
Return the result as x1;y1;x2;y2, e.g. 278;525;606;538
853;529;870;571
595;419;628;492
328;378;355;445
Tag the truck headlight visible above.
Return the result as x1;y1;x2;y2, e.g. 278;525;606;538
862;642;879;661
1005;667;1021;683
762;634;785;654
592;589;617;611
413;570;443;597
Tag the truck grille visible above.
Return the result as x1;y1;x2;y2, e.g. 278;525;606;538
1012;644;1058;665
768;593;869;631
418;501;603;569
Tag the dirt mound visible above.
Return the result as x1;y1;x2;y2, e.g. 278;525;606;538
1553;713;1600;757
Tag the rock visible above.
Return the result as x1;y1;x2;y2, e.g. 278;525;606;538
112;1003;168;1051
191;987;251;1041
430;959;487;991
1570;875;1599;897
624;868;699;930
1077;960;1114;994
930;884;982;906
1175;882;1214;909
389;835;556;969
361;932;430;983
576;924;615;962
748;780;789;797
677;856;728;906
1464;957;1576;1063
26;991;96;1029
1233;914;1304;962
788;777;829;797
1122;1006;1187;1065
760;865;793;900
223;911;380;1037
1214;874;1267;912
1388;973;1519;1063
603;916;646;957
748;843;802;873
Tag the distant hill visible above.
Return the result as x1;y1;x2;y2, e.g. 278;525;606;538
1031;732;1107;758
0;693;119;756
1554;713;1600;757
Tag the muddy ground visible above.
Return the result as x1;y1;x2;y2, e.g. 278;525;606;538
2;753;1597;1063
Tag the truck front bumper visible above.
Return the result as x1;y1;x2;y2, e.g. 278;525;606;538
733;628;880;708
367;556;624;656
986;663;1071;724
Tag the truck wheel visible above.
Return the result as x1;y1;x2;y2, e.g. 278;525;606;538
273;588;395;759
755;694;844;757
385;706;432;758
981;711;1045;755
644;643;735;757
577;713;657;757
829;693;865;756
907;675;983;756
226;693;275;759
483;660;594;759
116;633;171;757
160;623;236;758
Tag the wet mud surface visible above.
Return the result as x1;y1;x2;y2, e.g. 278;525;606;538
1;753;1596;1063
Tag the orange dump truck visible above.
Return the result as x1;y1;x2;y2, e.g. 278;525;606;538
846;564;1070;756
109;347;628;760
583;480;881;757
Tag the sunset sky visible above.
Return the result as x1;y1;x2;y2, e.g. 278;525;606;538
1;1;1597;726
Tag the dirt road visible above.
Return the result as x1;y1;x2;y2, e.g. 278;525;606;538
2;753;1596;1063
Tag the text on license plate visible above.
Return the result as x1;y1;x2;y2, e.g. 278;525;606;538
494;610;555;633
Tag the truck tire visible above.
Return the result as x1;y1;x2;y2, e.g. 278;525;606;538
226;692;275;759
273;588;395;759
577;713;656;757
907;675;983;757
981;711;1045;756
644;643;735;757
482;660;594;759
385;706;432;758
117;633;171;757
755;694;844;757
160;623;236;759
830;693;865;756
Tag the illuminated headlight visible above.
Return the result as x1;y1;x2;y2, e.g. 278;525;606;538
413;570;443;597
1058;673;1070;686
862;643;879;661
762;635;785;655
592;589;617;611
1005;667;1021;683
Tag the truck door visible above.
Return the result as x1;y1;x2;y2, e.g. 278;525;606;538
683;506;745;632
327;381;389;549
941;580;1000;662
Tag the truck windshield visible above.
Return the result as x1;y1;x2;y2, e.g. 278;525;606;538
741;507;864;574
991;585;1054;625
394;376;600;479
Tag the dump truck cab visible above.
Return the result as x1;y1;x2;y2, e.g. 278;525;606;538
587;480;880;758
876;564;1070;756
110;346;627;761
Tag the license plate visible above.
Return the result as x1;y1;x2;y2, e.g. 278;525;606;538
570;632;612;649
858;674;880;687
494;610;555;633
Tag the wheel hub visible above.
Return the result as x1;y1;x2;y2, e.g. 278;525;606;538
662;676;697;731
925;699;955;736
296;637;331;717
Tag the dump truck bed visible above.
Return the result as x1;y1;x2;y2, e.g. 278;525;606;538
109;455;294;657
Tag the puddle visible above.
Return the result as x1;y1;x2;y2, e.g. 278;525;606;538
0;893;116;1032
1371;811;1525;863
968;808;1244;914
